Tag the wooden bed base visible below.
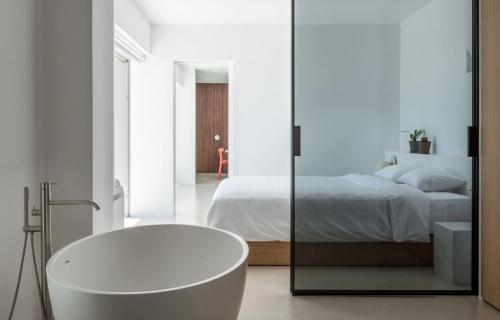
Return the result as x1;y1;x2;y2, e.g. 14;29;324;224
247;241;433;267
248;241;290;266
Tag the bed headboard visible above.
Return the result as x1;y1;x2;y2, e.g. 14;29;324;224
385;151;472;193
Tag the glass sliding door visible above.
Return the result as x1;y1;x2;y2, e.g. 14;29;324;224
292;0;478;294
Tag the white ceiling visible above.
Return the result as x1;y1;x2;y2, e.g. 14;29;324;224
133;0;433;26
296;0;433;25
132;0;291;25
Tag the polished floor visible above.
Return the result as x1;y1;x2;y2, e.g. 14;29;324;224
174;173;222;225
295;266;469;291
125;173;221;227
125;175;500;320
242;267;500;320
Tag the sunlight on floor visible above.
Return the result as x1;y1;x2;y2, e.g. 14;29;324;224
125;173;223;228
124;217;141;228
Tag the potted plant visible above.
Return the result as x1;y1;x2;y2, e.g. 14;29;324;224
419;136;431;154
402;129;425;153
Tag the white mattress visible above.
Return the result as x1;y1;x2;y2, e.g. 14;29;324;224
206;176;291;242
205;176;471;242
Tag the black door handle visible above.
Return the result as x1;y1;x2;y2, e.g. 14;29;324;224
293;126;301;157
468;126;478;157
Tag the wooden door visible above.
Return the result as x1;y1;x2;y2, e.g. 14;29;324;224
481;0;500;310
196;83;228;173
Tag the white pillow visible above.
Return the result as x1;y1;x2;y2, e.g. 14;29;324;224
374;164;416;182
398;168;466;192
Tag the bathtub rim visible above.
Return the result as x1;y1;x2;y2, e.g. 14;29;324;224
46;224;249;296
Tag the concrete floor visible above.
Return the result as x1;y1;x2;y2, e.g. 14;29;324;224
124;173;222;227
241;267;500;320
125;174;500;320
295;266;469;291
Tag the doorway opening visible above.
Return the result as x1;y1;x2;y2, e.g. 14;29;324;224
174;61;233;225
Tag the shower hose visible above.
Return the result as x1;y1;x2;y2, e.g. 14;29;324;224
7;231;47;320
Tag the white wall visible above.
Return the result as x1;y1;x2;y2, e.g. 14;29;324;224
400;0;472;156
130;25;291;217
294;0;472;177
295;25;400;176
114;0;151;53
93;0;115;233
42;0;115;251
43;0;95;252
379;25;401;158
1;1;114;318
43;0;114;249
130;57;171;217
196;70;229;83
0;1;44;317
175;64;197;185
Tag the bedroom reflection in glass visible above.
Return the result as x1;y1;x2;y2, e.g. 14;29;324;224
293;0;475;292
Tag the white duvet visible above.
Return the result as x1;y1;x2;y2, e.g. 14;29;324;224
205;175;430;242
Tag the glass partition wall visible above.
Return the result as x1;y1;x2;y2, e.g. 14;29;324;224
292;0;478;294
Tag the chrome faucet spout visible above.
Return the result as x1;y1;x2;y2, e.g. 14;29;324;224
49;200;101;211
34;182;100;319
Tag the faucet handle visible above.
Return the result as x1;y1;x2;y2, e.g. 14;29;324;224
31;206;41;216
24;187;29;229
40;181;57;187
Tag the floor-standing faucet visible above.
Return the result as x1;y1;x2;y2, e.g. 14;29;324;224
37;182;100;319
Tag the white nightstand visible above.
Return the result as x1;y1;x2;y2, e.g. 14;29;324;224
433;222;472;285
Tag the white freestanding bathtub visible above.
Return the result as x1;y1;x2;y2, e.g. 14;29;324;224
46;224;248;320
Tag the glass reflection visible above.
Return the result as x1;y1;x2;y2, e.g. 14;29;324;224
293;0;474;292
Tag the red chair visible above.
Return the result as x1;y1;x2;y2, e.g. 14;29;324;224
217;148;228;180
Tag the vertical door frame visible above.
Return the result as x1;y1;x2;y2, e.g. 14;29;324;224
113;53;132;219
480;0;500;309
172;60;235;215
291;0;480;295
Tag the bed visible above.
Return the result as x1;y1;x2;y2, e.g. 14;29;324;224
205;151;472;266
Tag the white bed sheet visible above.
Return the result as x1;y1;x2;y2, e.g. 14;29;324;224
206;175;440;242
293;174;430;242
205;176;472;242
206;176;291;242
